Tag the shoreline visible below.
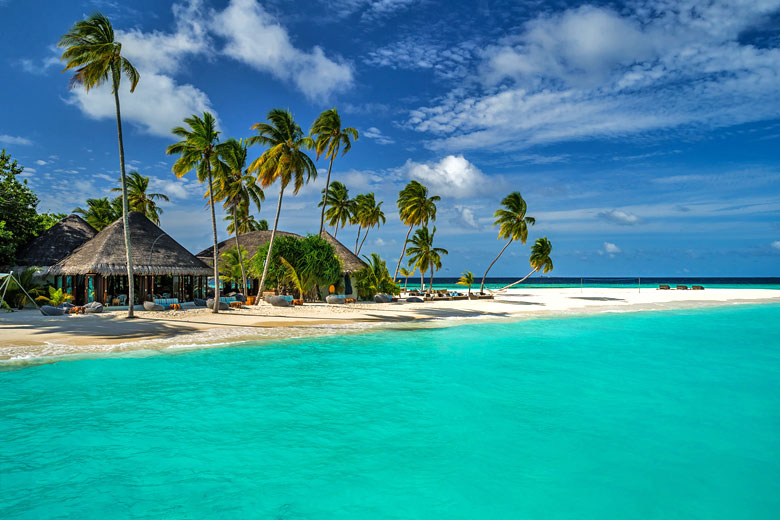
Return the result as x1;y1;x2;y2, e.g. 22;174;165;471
1;287;778;368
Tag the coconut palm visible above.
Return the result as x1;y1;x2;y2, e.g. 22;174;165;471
59;12;140;317
352;193;369;253
219;246;250;294
225;207;267;234
310;108;358;234
73;197;121;231
212;138;264;298
166;112;227;313
111;171;169;224
480;192;535;294
356;193;385;256
500;238;554;290
457;270;474;296
398;266;414;292
318;181;354;237
406;226;448;292
393;181;440;282
247;109;316;299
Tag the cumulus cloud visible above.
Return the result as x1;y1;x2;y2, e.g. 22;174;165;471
401;155;493;198
0;134;32;146
450;205;481;230
363;127;394;145
213;0;353;101
407;1;780;150
597;209;642;225
600;242;622;257
772;241;780;250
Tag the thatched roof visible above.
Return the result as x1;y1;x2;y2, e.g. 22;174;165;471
49;212;212;276
16;214;97;267
196;229;368;273
319;230;368;273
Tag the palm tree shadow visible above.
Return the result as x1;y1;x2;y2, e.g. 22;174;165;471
568;296;626;302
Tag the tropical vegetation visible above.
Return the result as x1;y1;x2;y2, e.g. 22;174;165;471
1;267;43;310
219;246;250;295
73;197;122;231
36;286;74;307
393;181;440;281
398;267;414;292
59;11;139;318
480;192;535;294
354;253;399;300
247;109;316;300
354;193;385;256
406;226;448;291
166;112;226;313
318;181;354;237
501;238;554;290
111;171;169;224
457;270;475;296
310;109;358;235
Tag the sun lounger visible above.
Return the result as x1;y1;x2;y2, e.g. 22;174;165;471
676;285;688;290
692;285;704;290
658;284;671;290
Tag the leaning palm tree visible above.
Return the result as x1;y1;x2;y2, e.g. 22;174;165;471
500;238;554;290
73;197;121;231
318;181;354;237
393;180;440;282
166;112;227;314
212;138;264;298
247;109;316;300
457;270;474;296
480;192;535;294
225;206;267;234
356;194;385;256
352;193;370;253
406;226;448;292
111;171;169;224
59;12;139;317
310;108;358;234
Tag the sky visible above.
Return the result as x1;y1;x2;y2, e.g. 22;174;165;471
1;0;779;277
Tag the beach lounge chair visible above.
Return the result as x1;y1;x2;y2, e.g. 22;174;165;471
692;285;704;290
658;285;671;290
154;297;179;308
118;294;127;305
676;285;688;290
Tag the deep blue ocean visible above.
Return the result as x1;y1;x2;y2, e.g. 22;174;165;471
2;303;779;519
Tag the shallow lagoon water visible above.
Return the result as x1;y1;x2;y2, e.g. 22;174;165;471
2;304;779;519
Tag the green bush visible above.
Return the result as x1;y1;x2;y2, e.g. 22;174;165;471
353;253;399;300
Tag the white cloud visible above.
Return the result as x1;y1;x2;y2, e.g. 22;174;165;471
450;205;481;230
35;160;47;165
601;242;621;257
374;237;387;246
365;37;476;79
212;0;353;100
18;53;60;75
363;127;394;145
597;209;642;225
0;134;33;146
401;155;494;198
407;1;780;150
772;241;780;250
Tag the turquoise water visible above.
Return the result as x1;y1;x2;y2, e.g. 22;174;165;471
2;304;780;519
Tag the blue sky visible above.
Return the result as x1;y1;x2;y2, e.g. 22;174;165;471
1;0;779;277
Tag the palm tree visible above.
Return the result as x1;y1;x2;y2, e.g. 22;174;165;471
480;192;535;294
310;108;358;235
247;109;316;299
500;238;554;290
219;246;250;295
352;193;369;253
166;112;227;313
398;266;414;292
212;138;264;298
406;226;448;292
73;197;121;231
318;181;354;237
59;12;140;318
393;181;440;282
111;171;169;224
356;193;385;256
224;207;267;234
457;270;474;296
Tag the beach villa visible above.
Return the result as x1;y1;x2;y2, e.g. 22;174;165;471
195;229;367;299
46;212;212;306
14;214;97;271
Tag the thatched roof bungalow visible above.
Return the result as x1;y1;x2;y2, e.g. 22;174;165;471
49;212;212;305
15;214;97;268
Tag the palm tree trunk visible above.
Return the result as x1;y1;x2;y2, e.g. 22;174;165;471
334;226;338;238
354;226;362;254
393;225;413;282
420;267;424;291
318;154;336;235
430;266;434;294
499;267;539;291
207;165;220;314
257;184;284;304
480;239;513;294
404;278;408;291
112;76;135;319
357;226;371;256
233;206;247;299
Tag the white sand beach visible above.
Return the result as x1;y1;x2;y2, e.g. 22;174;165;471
1;287;778;363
